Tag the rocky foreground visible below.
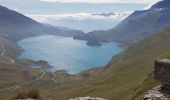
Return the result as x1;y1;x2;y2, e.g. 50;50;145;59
143;85;170;100
68;96;107;100
17;98;36;100
16;97;107;100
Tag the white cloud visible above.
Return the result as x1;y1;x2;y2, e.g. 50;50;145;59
27;12;131;23
14;8;20;12
39;0;160;4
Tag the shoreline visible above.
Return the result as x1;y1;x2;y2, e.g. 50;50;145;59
16;35;124;76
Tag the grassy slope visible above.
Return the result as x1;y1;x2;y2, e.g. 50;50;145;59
86;27;170;99
2;26;170;100
41;28;170;100
0;60;40;100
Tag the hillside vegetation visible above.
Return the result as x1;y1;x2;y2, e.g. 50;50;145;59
1;1;170;100
83;27;170;99
40;27;170;100
4;20;169;100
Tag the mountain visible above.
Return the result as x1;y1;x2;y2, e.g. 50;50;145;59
0;5;84;58
0;1;170;100
4;20;170;100
74;0;170;47
92;12;115;17
0;5;84;42
42;26;170;100
151;0;170;9
78;27;170;100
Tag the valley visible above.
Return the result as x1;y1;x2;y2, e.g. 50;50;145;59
0;0;170;100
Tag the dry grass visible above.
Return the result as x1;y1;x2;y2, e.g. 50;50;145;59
11;89;42;100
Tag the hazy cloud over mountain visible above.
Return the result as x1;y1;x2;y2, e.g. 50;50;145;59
27;12;131;32
40;0;160;4
28;12;130;22
0;0;159;32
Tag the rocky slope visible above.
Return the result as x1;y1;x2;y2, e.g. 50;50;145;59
143;85;168;100
69;97;107;100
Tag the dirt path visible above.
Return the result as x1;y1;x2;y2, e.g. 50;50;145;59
0;69;45;92
0;41;15;63
51;72;58;83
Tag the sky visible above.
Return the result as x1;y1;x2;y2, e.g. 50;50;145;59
0;0;161;32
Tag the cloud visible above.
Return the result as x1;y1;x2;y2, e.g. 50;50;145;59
14;8;20;12
39;0;160;4
27;12;131;23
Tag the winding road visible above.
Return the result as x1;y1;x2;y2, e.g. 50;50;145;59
0;69;46;92
0;42;5;57
0;69;59;92
51;72;58;83
0;40;58;92
0;41;15;63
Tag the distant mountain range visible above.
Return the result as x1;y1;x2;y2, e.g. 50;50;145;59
74;0;170;47
92;12;115;17
0;5;83;42
92;12;128;17
0;0;169;56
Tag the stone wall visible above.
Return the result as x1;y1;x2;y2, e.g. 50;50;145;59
154;59;170;83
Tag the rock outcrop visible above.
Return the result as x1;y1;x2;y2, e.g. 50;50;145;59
143;85;167;100
68;97;107;100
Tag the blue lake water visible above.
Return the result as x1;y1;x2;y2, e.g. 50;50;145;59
18;35;123;74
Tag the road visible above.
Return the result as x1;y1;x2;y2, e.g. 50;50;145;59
51;72;58;83
0;40;58;92
0;41;15;63
0;42;5;57
0;69;59;92
0;69;45;92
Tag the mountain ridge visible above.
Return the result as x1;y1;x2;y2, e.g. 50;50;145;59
0;5;84;58
74;0;170;47
0;5;84;41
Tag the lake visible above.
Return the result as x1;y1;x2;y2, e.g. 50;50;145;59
18;35;123;74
